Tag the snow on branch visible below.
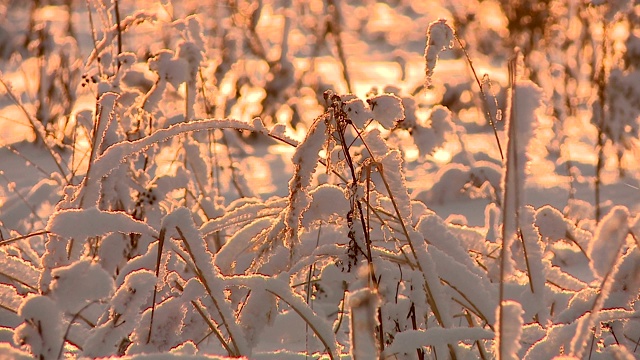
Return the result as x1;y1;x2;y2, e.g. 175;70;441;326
47;206;157;240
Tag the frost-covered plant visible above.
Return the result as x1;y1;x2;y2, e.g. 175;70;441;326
2;2;640;360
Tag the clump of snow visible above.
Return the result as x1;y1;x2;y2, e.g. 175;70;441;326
148;50;188;90
344;98;372;128
50;259;115;313
589;206;629;280
379;150;412;224
228;274;338;359
301;184;349;228
367;93;404;129
0;248;39;294
411;105;455;156
535;205;568;241
238;288;276;348
47;206;157;240
14;295;64;359
0;343;32;359
424;19;454;87
495;301;524;360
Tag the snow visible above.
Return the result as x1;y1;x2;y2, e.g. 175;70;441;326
0;342;33;359
343;98;372;129
2;1;640;359
0;284;22;327
429;245;497;325
367;93;405;129
301;184;349;228
50;259;115;314
238;287;277;349
0;178;59;234
215;217;274;274
348;288;379;359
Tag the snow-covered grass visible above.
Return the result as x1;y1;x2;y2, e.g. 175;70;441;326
1;1;640;359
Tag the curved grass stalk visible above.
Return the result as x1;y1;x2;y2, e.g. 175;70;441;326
191;300;235;356
266;288;338;360
442;279;493;331
175;226;244;356
227;274;339;360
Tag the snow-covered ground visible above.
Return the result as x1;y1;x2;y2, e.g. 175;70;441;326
0;1;639;359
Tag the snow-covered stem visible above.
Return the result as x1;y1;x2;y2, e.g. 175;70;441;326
520;206;549;325
14;296;64;359
155;207;250;356
80;92;119;207
74;117;275;207
374;162;412;250
498;53;519;360
362;164;384;352
349;289;379;359
339;131;375;284
495;301;524;360
58;300;97;359
146;227;165;345
383;327;494;358
464;311;490;359
424;19;502;158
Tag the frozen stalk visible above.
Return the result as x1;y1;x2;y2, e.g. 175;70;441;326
348;288;379;359
495;300;524;360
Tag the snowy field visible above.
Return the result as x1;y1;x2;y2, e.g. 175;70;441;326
0;0;639;359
